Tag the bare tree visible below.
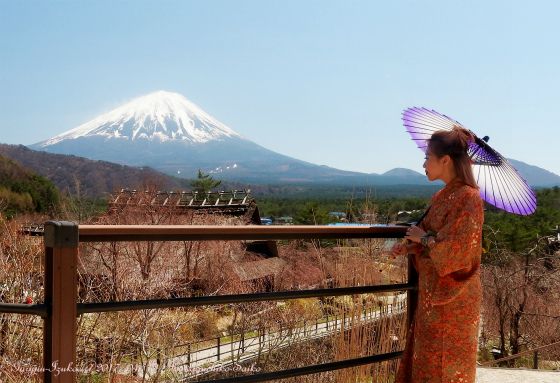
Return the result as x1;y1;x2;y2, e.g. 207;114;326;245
481;227;560;366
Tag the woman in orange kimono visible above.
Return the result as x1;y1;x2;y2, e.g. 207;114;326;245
393;126;484;383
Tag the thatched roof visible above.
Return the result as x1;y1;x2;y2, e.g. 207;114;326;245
233;257;288;282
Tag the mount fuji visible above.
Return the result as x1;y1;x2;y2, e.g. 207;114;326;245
32;90;427;185
38;90;242;146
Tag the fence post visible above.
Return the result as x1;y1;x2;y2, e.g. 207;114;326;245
533;351;538;369
406;254;418;331
217;337;221;361
43;221;79;383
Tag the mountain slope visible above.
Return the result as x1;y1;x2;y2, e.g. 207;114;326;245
508;159;560;187
0;144;186;197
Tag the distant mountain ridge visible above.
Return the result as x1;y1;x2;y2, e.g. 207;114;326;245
1;143;558;203
0;144;436;199
507;159;560;187
382;168;424;178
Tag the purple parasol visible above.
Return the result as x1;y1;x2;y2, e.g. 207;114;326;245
402;107;537;215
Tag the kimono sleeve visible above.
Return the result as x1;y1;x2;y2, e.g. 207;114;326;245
428;189;484;277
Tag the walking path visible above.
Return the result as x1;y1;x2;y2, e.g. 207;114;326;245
476;367;560;383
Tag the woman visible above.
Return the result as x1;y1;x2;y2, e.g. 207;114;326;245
393;126;484;383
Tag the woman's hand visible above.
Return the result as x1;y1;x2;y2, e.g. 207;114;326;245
405;225;427;244
391;240;422;257
391;241;407;256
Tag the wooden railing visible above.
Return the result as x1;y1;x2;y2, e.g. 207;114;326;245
480;340;560;369
0;221;416;382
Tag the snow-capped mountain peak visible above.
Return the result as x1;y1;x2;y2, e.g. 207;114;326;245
38;90;242;146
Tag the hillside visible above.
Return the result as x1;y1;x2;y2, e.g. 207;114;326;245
508;159;560;187
0;144;187;198
0;154;59;216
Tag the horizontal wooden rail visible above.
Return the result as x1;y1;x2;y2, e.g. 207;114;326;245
78;224;407;242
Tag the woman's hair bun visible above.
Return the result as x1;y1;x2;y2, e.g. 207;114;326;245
427;124;479;189
429;125;475;157
450;125;475;151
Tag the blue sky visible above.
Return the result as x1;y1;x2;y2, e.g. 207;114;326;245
1;0;559;175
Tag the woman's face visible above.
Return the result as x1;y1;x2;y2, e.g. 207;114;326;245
423;149;448;181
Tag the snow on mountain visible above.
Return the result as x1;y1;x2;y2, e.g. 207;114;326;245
37;90;241;147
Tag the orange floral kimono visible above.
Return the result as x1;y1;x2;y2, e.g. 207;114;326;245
395;179;484;383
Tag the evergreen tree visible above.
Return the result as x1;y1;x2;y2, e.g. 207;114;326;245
294;202;330;225
190;170;221;194
483;187;560;253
